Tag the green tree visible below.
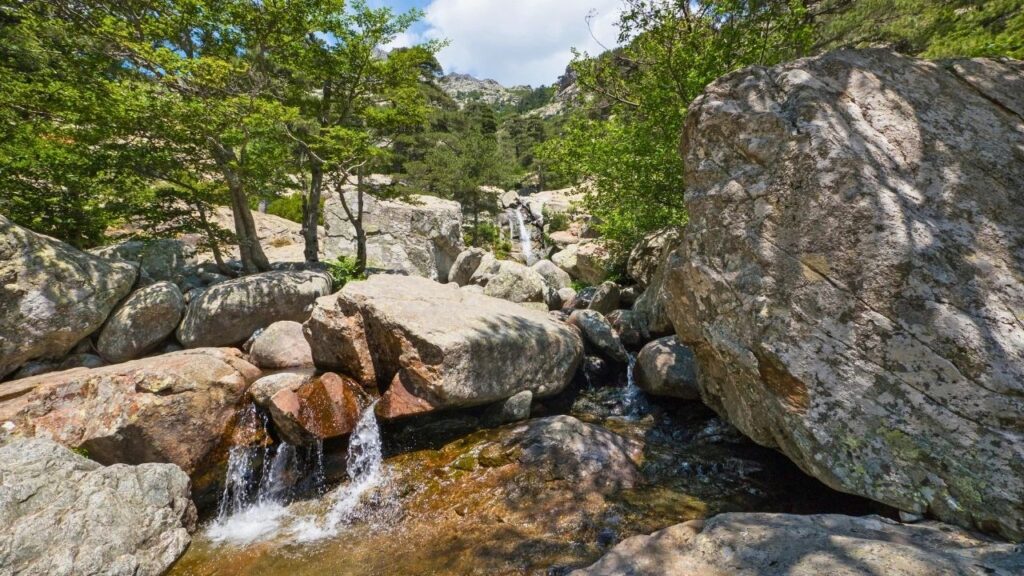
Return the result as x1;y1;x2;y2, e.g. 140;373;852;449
286;1;440;272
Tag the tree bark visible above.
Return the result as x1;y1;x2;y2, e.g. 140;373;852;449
355;171;367;274
303;162;323;262
209;137;271;274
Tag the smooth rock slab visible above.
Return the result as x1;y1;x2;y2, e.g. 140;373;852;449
0;436;197;576
306;274;582;419
0;216;137;379
571;513;1024;576
97;281;185;363
0;348;260;492
667;49;1024;539
177;270;332;348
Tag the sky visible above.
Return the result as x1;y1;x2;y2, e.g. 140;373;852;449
368;0;623;87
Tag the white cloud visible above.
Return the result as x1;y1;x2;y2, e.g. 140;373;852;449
413;0;623;87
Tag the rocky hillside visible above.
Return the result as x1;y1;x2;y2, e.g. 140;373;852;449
437;73;526;108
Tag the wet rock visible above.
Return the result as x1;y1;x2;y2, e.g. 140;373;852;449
568;310;628;364
248;320;314;369
97;281;186;363
571;286;599;309
635;337;699;400
0;215;137;380
588;281;621;315
306;274;582;419
552;242;611;285
483;262;548;304
482;390;533;426
667;49;1024;539
532;259;573;291
448;247;488;286
0;437;196;576
513;415;640;493
627;227;682;289
177;270;332;348
571;513;1024;576
324;190;463;281
0;348;261;495
265;373;364;445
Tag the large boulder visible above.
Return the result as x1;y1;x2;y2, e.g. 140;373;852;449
0;437;197;576
635;336;699;400
305;275;583;419
551;242;612;285
248;320;314;369
632;264;675;336
482;262;549;305
531;259;573;291
261;372;365;445
96;281;186;363
568;310;629;364
177;270;332;348
324;189;464;281
0;216;137;379
588;281;621;315
0;348;261;498
448;247;488;286
626;227;682;288
90;238;197;285
572;513;1024;576
667;49;1024;539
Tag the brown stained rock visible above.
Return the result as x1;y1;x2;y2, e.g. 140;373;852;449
0;348;260;484
267;373;365;445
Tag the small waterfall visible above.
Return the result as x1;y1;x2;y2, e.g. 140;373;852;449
514;207;534;264
622;353;648;418
207;405;325;546
292;400;388;542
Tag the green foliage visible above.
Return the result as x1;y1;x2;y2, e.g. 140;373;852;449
326;256;366;290
266;195;324;226
571;280;591;292
544;209;569;233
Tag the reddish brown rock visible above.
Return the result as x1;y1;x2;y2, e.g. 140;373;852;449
266;373;365;445
0;348;260;486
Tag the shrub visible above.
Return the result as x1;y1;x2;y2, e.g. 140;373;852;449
326;256;365;290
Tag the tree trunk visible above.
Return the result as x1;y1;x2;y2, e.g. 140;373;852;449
209;138;271;274
303;163;323;263
355;171;367;274
195;203;235;277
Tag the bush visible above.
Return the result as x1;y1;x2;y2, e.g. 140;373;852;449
326;256;365;290
544;209;569;232
266;194;324;225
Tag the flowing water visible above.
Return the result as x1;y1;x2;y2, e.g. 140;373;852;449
514;207;534;264
622;353;649;418
171;384;887;576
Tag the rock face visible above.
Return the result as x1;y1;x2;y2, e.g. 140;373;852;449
448;247;487;286
572;513;1024;576
552;242;611;285
666;49;1024;539
568;310;629;364
306;275;582;419
635;337;699;400
248;320;314;369
532;259;573;291
324;190;463;281
177;270;332;348
97;281;186;363
0;348;260;490
90;238;197;285
627;227;682;288
0;436;197;576
482;262;549;305
0;216;137;379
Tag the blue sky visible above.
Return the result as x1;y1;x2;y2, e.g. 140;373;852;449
368;0;623;87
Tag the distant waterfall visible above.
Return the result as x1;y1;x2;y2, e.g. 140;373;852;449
514;207;535;264
622;353;648;418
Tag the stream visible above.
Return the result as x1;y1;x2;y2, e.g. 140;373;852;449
169;372;884;575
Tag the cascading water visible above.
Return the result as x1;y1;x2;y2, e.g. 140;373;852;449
207;404;326;546
514;207;535;264
622;353;648;418
292;400;388;543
